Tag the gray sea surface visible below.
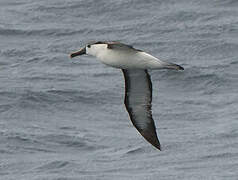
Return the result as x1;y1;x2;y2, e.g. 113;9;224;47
1;0;238;179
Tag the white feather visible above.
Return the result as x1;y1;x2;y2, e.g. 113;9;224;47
86;44;168;69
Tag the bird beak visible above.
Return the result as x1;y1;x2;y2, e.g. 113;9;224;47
70;47;86;58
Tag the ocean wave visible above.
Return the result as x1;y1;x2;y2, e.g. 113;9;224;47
0;27;87;37
198;42;238;58
36;160;72;171
39;134;87;148
0;104;12;113
11;89;106;110
216;0;238;7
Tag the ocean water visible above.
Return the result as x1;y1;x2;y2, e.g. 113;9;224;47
0;0;238;179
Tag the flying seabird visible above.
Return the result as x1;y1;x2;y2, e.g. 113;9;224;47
70;41;184;150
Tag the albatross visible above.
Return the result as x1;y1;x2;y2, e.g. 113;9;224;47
70;41;184;150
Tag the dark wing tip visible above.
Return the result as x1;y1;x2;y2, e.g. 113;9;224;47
140;131;161;151
152;139;161;151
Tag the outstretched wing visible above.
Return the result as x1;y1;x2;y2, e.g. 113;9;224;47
107;42;142;52
122;69;161;150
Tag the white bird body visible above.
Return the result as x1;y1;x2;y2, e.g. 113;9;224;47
86;43;169;69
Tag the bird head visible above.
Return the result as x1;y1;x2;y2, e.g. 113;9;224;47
70;42;108;58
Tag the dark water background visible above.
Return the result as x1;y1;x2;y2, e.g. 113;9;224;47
1;0;238;179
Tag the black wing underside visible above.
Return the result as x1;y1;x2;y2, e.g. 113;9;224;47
122;69;161;150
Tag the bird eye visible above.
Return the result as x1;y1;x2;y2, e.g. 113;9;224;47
87;45;91;48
